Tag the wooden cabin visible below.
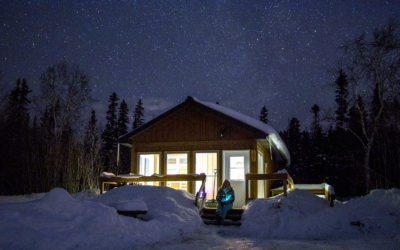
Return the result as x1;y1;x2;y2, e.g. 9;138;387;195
118;96;290;208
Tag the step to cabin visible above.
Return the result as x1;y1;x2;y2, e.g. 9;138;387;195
200;208;243;226
202;219;241;226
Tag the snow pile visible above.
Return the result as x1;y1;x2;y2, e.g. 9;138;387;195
343;189;400;236
0;192;46;204
72;189;99;200
241;188;400;240
95;185;203;242
0;186;204;249
110;199;147;211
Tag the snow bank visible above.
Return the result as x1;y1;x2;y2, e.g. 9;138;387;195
110;199;148;211
94;185;204;242
241;188;400;240
0;192;46;203
0;186;204;249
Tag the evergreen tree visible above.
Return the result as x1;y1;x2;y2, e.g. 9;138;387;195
102;92;119;151
101;92;119;171
282;117;302;179
132;98;144;130
0;79;31;194
287;117;301;150
310;104;322;140
259;105;268;124
334;69;349;129
117;99;129;137
117;100;131;173
3;79;31;133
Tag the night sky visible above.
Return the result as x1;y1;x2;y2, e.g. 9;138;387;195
1;0;399;129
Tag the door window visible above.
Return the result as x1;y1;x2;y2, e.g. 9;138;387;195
166;153;188;191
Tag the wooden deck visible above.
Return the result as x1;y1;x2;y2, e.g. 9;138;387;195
245;173;335;207
271;183;335;207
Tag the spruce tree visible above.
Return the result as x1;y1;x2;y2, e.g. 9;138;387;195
102;92;119;151
117;99;131;173
3;79;31;132
287;117;301;153
132;98;144;130
282;117;301;179
0;78;31;194
334;69;349;129
117;99;129;137
101;92;119;171
259;105;268;124
310;104;322;140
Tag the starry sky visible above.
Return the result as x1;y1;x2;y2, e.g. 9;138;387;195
1;0;399;130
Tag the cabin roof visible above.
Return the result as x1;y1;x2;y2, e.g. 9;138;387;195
119;96;290;164
192;97;278;136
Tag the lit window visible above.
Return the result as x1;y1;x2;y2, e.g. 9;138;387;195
230;156;245;180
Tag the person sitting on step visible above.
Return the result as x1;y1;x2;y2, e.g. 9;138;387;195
216;179;235;224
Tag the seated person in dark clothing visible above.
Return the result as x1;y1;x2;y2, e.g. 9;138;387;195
216;179;235;223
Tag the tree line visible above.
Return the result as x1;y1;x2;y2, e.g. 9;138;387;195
0;63;144;195
259;20;400;196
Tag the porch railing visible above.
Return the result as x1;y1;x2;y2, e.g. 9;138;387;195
99;173;207;209
245;173;294;204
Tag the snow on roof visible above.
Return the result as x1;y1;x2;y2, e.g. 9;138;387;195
193;97;277;135
193;97;291;164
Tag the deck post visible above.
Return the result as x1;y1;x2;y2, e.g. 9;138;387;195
117;143;120;167
100;181;104;194
283;179;288;196
245;175;249;204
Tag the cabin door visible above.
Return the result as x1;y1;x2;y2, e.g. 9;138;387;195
223;150;250;208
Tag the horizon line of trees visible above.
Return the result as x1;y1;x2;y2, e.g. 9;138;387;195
0;63;144;195
258;19;400;196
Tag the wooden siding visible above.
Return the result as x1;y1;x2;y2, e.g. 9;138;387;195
131;102;257;144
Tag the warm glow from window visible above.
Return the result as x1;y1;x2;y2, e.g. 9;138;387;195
138;154;160;186
167;153;188;191
195;152;217;200
230;156;245;180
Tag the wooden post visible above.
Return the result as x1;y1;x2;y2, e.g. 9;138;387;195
100;181;104;194
117;143;120;167
250;149;257;199
160;151;166;186
188;151;194;194
217;150;223;187
245;174;249;204
130;145;137;174
283;179;288;196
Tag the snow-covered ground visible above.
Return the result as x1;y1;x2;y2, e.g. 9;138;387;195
0;187;399;249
